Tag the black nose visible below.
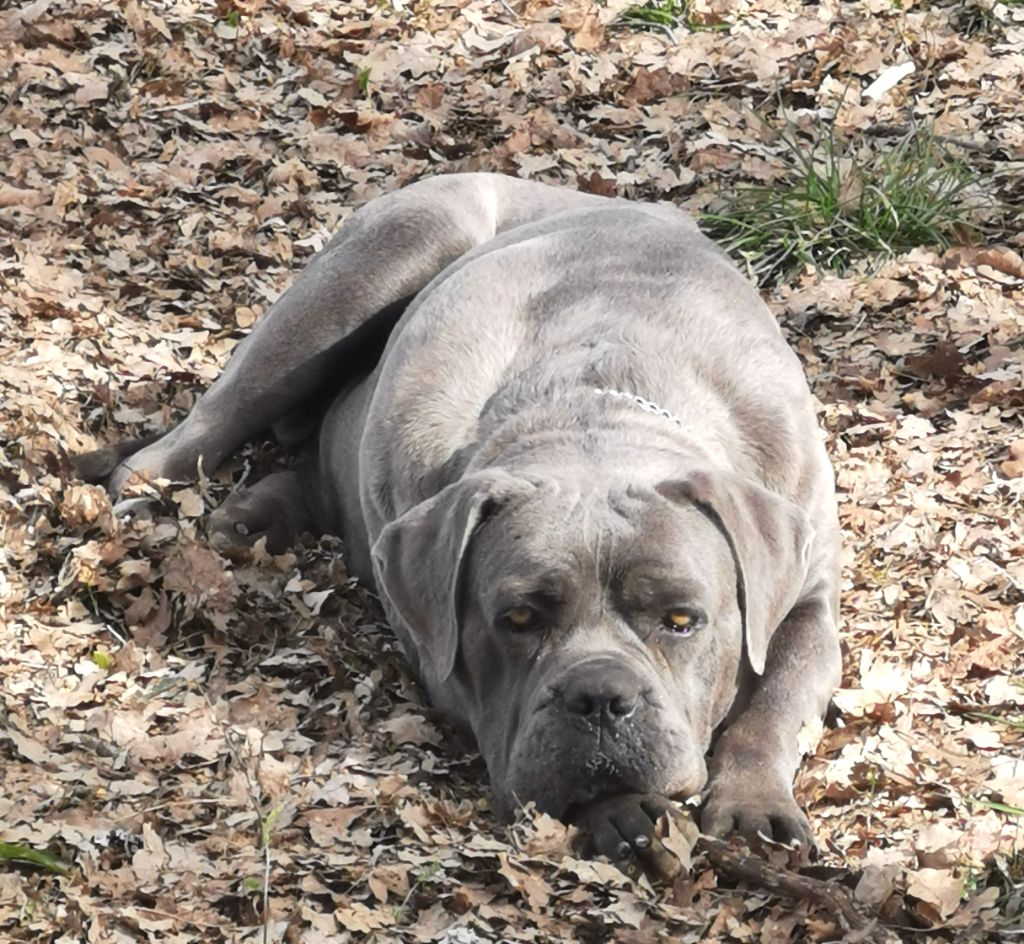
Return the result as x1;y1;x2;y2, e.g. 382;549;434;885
562;664;644;725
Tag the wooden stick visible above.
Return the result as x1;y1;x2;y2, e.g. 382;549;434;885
696;836;898;944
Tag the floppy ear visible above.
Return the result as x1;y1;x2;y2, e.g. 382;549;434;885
371;470;534;687
658;471;813;675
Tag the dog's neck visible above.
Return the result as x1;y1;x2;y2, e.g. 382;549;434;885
465;382;712;479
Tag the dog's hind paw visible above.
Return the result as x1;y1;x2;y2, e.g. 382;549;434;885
73;434;163;487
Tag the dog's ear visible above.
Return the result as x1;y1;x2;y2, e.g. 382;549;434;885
371;470;535;686
657;471;812;675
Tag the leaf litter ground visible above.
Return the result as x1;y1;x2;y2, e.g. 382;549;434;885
0;1;1022;942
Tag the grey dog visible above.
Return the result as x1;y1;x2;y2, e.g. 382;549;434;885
78;174;842;872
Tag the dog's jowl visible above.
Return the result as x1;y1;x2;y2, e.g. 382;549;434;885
79;174;842;873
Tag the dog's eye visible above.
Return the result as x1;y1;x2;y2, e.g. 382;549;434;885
502;605;542;632
663;607;703;636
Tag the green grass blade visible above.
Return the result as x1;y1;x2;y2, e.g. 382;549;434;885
0;842;71;877
971;799;1024;817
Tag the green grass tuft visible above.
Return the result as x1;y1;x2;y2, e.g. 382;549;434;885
618;0;728;32
620;0;689;28
700;125;985;286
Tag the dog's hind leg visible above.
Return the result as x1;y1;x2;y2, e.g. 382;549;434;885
93;174;609;495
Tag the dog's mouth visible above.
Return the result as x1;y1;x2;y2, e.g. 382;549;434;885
543;758;646;821
522;749;709;823
501;703;707;822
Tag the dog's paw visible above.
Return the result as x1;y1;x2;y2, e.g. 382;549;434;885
73;434;164;490
207;490;290;555
572;793;695;881
72;446;123;485
700;779;814;860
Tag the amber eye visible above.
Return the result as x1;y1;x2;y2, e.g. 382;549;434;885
502;605;541;632
663;607;702;636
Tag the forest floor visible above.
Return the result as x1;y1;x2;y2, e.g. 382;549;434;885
1;0;1022;941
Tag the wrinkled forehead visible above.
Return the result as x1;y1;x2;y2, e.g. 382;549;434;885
468;479;733;592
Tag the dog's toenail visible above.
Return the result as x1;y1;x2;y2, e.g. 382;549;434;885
235;522;250;536
635;835;650;849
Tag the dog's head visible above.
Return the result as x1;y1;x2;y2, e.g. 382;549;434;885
372;465;811;821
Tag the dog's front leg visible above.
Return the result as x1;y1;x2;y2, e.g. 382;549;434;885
701;596;841;855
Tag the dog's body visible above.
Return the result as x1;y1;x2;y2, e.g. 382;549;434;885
83;174;841;868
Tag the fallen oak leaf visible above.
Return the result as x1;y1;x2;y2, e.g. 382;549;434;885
378;712;441;747
335;901;395;933
1000;439;1024;479
654;804;699;878
161;538;239;616
0;185;47;208
903;342;966;385
520;810;576;858
497;852;554;910
70;74;109;103
942;246;1024;281
906;867;964;922
170;486;203;517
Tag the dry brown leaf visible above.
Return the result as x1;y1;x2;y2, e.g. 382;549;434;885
906;867;963;920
